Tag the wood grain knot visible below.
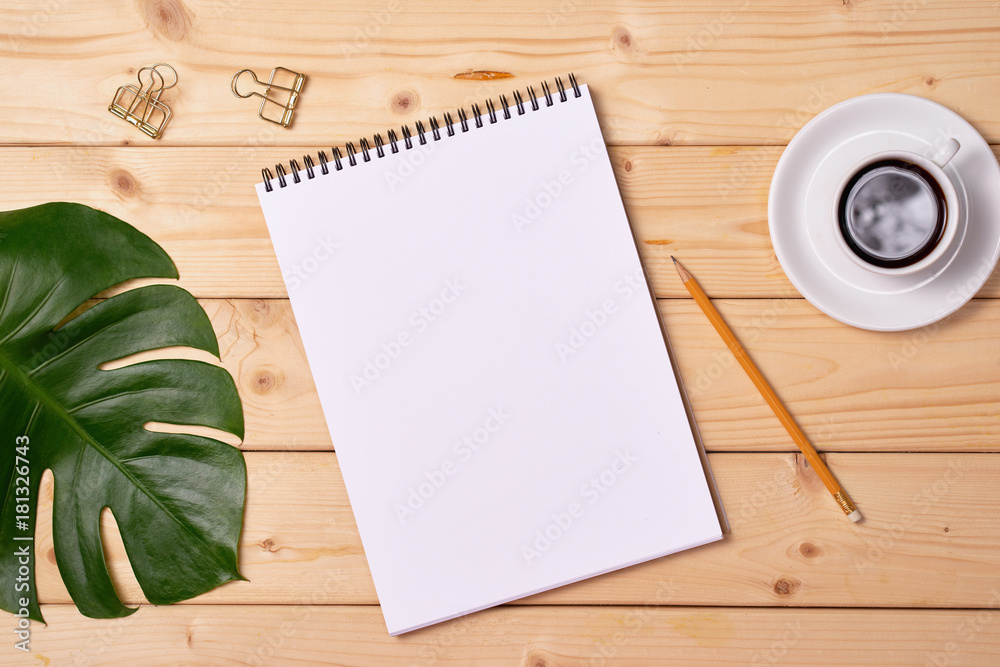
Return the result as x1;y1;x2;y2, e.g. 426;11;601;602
772;577;800;597
924;76;937;87
943;526;949;533
793;453;822;490
623;159;632;172
251;369;280;394
249;298;269;314
141;0;192;41
260;538;277;552
798;541;821;558
614;26;633;51
390;89;418;115
246;298;280;326
110;169;141;197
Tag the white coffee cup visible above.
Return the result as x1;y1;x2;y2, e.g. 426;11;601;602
833;138;961;276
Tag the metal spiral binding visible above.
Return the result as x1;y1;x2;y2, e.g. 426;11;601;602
261;73;581;192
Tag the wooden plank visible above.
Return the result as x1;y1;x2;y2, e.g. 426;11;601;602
660;297;1000;453
27;452;1000;608
2;1;999;146
189;298;1000;452
203;299;332;449
2;146;999;299
6;604;1000;665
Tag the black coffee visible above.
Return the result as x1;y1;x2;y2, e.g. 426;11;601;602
838;159;947;269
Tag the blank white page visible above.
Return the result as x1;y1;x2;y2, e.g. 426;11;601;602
256;83;722;635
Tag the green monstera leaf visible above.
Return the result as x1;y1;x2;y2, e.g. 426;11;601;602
0;203;246;622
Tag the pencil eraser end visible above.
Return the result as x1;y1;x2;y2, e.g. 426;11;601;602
847;510;862;523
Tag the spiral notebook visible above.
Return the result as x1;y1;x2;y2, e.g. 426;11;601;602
255;75;724;635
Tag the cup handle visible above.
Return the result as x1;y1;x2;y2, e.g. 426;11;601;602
931;138;961;168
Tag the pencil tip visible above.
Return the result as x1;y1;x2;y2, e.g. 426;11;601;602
671;256;677;264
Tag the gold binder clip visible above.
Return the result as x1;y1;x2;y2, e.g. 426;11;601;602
108;63;177;139
231;67;305;128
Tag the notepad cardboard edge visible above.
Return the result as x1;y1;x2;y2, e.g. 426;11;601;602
385;532;724;636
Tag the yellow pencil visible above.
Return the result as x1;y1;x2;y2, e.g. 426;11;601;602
672;257;862;523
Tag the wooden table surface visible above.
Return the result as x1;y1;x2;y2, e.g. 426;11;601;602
3;0;1000;664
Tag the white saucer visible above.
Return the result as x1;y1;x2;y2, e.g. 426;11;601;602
768;93;1000;331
